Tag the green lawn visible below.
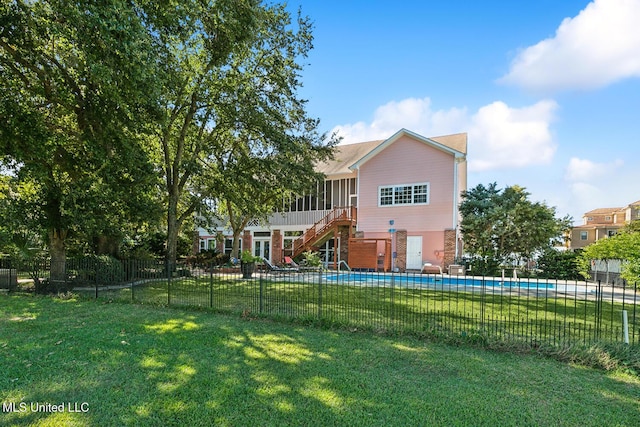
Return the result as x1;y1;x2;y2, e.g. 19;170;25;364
91;275;637;347
1;294;640;426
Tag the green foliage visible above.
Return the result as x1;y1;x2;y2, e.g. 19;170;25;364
579;228;640;284
202;5;338;252
468;256;501;277
120;231;192;260
460;183;572;273
188;248;230;267
240;249;261;263
1;1;335;269
63;255;125;288
536;248;583;280
302;250;322;267
0;0;162;261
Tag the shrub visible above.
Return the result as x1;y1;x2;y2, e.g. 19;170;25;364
68;255;125;287
536;248;582;280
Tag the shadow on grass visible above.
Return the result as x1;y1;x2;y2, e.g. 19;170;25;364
93;276;639;348
1;295;640;426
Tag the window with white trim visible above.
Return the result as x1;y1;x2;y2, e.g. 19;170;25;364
379;182;430;207
224;238;241;255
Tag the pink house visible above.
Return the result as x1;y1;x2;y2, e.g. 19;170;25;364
197;129;467;271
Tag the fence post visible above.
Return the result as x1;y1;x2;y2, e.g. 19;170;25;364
633;282;638;345
209;263;213;309
318;269;323;319
595;280;602;342
167;263;171;306
390;272;395;328
259;276;264;314
480;276;486;330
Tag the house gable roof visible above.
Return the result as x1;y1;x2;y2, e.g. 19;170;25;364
315;139;382;176
348;128;466;171
583;207;623;216
315;129;468;177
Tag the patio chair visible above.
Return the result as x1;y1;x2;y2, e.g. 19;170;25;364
284;256;300;269
421;263;443;274
262;258;299;273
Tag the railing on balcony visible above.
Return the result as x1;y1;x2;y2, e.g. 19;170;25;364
292;206;357;257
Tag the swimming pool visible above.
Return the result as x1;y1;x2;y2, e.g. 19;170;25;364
324;272;556;290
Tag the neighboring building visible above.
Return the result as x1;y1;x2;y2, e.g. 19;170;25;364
568;200;640;249
197;129;467;270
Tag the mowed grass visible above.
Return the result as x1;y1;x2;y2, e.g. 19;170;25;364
98;275;636;346
1;295;640;426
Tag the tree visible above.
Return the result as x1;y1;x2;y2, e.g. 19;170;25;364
0;0;162;283
536;248;582;280
150;2;335;268
203;32;337;257
210;136;333;259
578;224;640;284
459;183;572;276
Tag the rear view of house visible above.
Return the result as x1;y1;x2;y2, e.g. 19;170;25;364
198;129;467;271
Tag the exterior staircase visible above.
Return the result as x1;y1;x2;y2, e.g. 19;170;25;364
292;206;357;258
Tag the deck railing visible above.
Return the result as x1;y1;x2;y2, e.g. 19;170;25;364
292;206;356;257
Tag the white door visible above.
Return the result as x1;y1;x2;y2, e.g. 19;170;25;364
254;240;270;262
406;236;423;270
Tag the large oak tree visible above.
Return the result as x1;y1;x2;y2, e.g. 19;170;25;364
0;0;161;283
152;2;335;268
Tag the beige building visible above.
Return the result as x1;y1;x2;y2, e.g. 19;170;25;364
569;200;640;249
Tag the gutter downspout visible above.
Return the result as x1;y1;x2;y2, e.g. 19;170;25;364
453;156;460;260
355;166;361;233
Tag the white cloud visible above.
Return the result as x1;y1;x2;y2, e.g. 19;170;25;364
332;97;558;172
499;0;640;92
564;157;624;182
469;100;558;171
331;97;467;144
560;157;634;223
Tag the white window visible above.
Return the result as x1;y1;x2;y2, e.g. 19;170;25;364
283;231;303;257
580;231;588;240
379;183;430;207
380;187;393;206
224;238;241;255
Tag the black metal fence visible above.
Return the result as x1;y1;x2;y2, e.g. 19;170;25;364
2;257;639;348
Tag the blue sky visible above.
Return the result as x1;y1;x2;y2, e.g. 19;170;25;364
287;0;640;224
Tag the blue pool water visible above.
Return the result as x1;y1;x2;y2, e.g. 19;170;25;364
324;272;555;290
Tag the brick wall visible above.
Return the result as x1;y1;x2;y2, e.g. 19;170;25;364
339;227;350;262
272;230;282;263
242;231;252;256
396;230;407;272
443;229;456;268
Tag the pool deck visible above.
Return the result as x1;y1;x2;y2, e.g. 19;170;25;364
316;271;639;305
66;269;638;305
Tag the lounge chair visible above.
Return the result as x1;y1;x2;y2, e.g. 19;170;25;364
263;258;298;273
421;263;443;274
284;256;300;269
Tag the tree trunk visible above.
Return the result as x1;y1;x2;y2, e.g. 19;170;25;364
232;231;242;260
166;192;180;273
49;228;67;291
93;235;120;257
